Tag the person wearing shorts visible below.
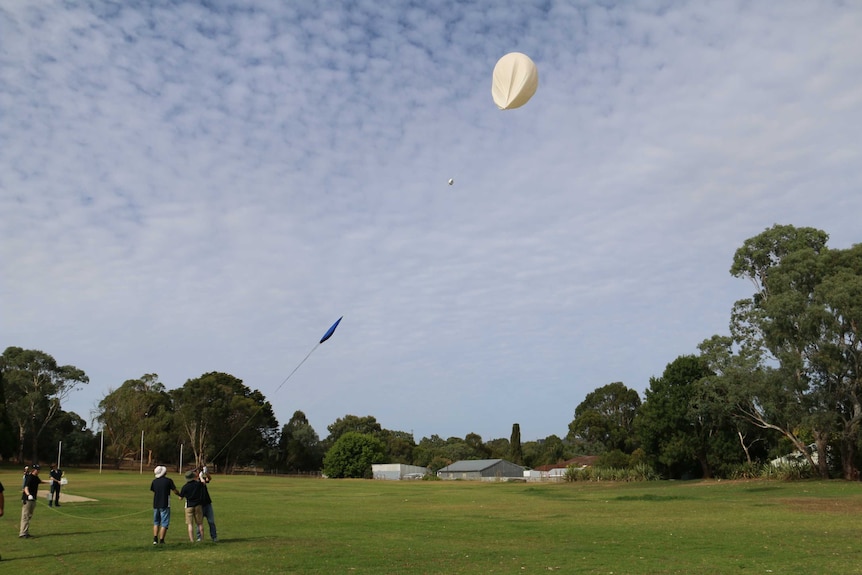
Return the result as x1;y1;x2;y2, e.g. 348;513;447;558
150;466;179;545
179;470;204;542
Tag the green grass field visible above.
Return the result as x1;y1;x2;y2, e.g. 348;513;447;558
2;468;862;573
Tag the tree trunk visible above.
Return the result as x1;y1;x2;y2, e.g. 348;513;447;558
840;440;858;480
17;422;26;463
737;431;753;464
742;406;820;472
814;433;830;479
697;451;712;479
841;405;862;480
30;418;40;464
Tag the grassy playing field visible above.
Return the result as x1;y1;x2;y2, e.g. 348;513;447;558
2;467;862;573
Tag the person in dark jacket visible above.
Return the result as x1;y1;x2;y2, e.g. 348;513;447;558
20;464;41;538
48;463;63;507
179;470;204;542
198;467;218;542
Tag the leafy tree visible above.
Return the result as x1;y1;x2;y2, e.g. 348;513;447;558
728;224;862;478
41;410;97;464
278;410;323;472
729;224;829;300
1;347;88;463
173;372;278;471
413;434;446;467
325;415;383;447
97;374;173;467
324;415;415;466
728;225;829;474
426;455;450;472
597;449;631;468
464;432;490;459
0;368;16;459
485;437;511;460
569;382;641;454
636;355;713;479
696;336;775;467
381;429;416;464
412;434;490;467
813;245;862;478
441;437;482;462
509;423;523;465
322;431;385;478
522;434;569;468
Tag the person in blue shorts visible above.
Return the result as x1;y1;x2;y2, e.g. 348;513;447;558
150;466;179;545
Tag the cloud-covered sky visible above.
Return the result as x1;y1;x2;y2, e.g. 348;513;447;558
2;1;861;443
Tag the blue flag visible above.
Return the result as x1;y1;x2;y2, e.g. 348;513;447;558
319;316;343;344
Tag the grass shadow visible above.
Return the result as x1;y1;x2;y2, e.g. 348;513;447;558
744;486;782;493
614;494;688;502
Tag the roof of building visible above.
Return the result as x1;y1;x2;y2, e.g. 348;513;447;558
533;456;599;472
438;458;520;472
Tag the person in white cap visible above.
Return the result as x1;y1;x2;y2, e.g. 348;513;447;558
150;466;179;545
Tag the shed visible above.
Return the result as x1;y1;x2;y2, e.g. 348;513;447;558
372;463;429;480
437;459;525;481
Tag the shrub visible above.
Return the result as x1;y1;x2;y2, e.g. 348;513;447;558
322;432;386;478
564;463;659;482
728;462;764;480
761;460;816;481
597;449;630;469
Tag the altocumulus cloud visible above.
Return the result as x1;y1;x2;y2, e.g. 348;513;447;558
1;0;861;441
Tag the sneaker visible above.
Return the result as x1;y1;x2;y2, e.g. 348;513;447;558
19;534;33;539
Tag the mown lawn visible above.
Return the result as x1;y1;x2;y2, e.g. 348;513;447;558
2;467;862;574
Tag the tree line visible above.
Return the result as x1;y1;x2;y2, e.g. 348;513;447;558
2;224;860;479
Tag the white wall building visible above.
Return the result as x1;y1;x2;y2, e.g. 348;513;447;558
372;463;429;480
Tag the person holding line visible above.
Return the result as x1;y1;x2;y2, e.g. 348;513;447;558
20;463;41;538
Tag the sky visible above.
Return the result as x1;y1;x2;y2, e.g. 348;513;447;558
2;1;861;444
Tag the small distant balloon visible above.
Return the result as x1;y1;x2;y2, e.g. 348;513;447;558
448;178;454;186
491;52;538;110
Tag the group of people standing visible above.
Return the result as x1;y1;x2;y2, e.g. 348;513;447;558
0;462;61;560
0;461;218;561
150;465;218;545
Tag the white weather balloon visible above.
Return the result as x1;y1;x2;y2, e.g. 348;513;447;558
491;52;538;110
448;178;454;185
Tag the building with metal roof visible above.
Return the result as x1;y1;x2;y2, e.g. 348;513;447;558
436;459;525;481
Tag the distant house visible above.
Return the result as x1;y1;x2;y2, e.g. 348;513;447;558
530;457;599;481
372;464;429;480
770;443;829;468
437;459;525;481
